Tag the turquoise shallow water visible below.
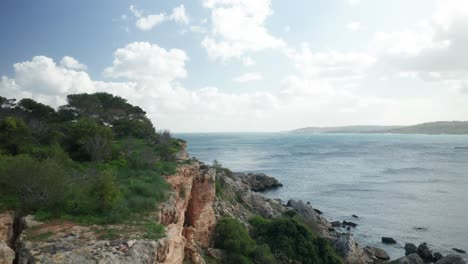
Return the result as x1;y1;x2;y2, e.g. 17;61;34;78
176;133;468;260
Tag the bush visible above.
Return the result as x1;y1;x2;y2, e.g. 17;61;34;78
0;155;68;212
250;216;342;264
214;217;276;264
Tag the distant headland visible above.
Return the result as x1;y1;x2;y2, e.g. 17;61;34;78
290;121;468;135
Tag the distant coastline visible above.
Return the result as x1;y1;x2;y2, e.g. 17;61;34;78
290;121;468;135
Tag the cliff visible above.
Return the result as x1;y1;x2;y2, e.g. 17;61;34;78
1;157;463;264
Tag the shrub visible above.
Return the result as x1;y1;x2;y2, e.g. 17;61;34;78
250;216;342;264
0;155;69;212
214;217;276;264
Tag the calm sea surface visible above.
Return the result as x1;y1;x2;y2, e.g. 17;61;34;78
176;133;468;260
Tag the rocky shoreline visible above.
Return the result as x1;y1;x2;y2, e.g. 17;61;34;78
228;169;466;264
0;153;466;263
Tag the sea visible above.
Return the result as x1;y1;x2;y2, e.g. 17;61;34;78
175;133;468;260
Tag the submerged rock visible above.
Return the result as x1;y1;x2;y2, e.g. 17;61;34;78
453;248;467;254
342;220;358;228
382;237;397;244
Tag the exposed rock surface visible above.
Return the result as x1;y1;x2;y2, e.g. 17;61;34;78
332;233;372;264
0;242;15;264
417;243;434;261
390;253;424;264
234;172;283;192
0;211;15;247
0;211;15;264
435;254;466;264
405;243;418;256
364;246;390;261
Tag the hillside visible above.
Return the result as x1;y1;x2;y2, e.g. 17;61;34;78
291;121;468;135
382;121;468;135
290;125;403;133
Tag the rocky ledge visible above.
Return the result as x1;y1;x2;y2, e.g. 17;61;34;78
233;172;283;192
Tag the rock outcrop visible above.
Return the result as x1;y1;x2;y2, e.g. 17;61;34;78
234;172;283;192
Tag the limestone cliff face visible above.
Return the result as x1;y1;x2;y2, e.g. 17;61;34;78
8;162;217;264
158;163;216;264
0;211;15;264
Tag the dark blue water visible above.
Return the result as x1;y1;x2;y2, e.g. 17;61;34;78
176;133;468;260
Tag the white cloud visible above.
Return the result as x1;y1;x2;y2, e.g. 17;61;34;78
201;0;285;61
103;42;188;83
371;0;468;92
2;39;466;132
130;4;189;31
234;72;263;82
346;22;361;32
285;47;376;85
60;56;87;71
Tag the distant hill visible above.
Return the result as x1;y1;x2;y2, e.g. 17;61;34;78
291;121;468;135
382;121;468;135
290;125;403;133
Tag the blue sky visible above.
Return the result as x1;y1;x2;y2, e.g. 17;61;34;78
1;0;467;132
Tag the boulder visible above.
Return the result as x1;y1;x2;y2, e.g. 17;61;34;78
352;214;359;218
332;233;372;264
234;172;283;192
0;242;15;264
433;252;443;262
435;254;466;264
382;237;397;244
391;253;424;264
417;243;433;261
342;221;358;228
313;208;323;215
331;221;341;227
364;246;390;261
405;243;418;256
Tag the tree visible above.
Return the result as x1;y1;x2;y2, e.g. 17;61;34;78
0;117;31;155
17;98;55;120
62;118;112;161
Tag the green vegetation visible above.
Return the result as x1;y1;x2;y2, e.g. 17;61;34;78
214;217;276;264
250;216;343;264
0;93;182;224
214;216;342;264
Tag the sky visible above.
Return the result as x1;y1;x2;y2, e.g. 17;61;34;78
0;0;467;132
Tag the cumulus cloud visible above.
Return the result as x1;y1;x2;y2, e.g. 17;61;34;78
201;0;285;61
103;42;188;82
130;4;189;31
371;0;468;92
1;39;465;132
285;47;376;86
60;56;87;71
233;72;263;82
